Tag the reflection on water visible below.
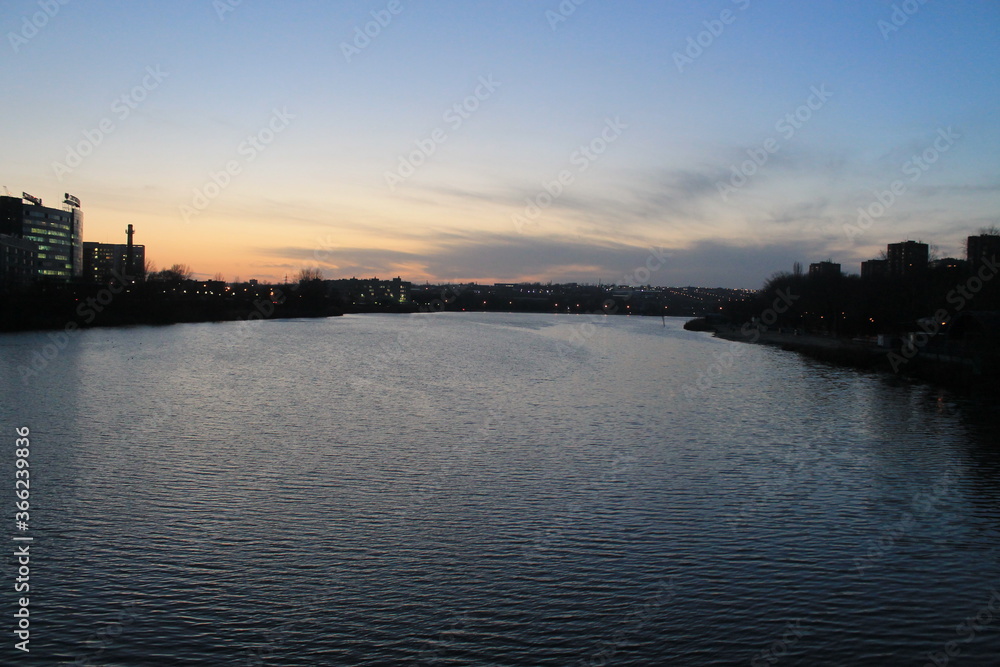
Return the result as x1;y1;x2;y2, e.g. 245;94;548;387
1;312;999;665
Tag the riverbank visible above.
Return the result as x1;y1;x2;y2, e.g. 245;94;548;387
713;326;886;368
0;286;344;333
704;324;999;394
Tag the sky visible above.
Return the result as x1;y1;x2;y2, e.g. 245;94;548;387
2;0;998;288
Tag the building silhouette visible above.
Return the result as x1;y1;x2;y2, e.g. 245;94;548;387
327;277;411;306
861;259;888;280
808;261;841;279
0;191;83;282
0;235;37;288
967;234;1000;271
83;224;145;284
886;241;928;278
930;257;967;272
83;242;146;284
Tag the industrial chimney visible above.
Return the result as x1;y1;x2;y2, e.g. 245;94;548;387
126;224;135;278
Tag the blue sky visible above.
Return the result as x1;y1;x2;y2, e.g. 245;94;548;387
2;0;998;286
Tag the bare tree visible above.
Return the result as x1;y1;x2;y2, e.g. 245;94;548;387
170;264;193;280
298;267;323;282
149;263;193;281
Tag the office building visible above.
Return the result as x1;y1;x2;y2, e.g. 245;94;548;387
0;235;37;288
83;226;145;284
0;192;83;281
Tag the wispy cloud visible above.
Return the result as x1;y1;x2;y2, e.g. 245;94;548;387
261;232;834;288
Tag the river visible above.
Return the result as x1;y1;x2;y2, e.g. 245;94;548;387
1;312;998;665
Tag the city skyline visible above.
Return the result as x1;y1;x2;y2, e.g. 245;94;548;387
2;1;999;287
9;187;994;290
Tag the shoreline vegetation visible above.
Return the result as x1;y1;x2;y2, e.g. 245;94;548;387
680;252;1000;394
1;279;741;334
0;278;347;333
684;317;1000;394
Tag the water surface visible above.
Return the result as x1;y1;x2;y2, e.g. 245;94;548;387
2;313;999;665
